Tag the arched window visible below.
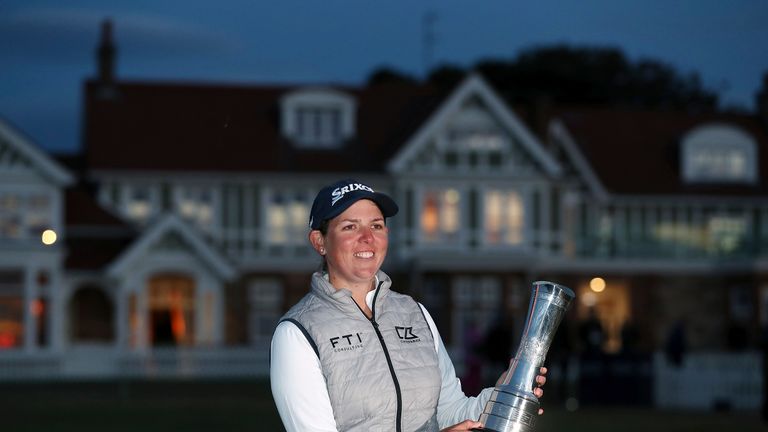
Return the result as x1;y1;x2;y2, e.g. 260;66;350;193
681;124;757;184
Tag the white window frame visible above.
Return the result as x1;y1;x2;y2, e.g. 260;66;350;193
682;124;758;184
280;88;356;148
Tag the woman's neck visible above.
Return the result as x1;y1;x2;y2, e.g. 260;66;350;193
328;274;376;318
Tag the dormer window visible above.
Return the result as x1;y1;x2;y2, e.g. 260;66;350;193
682;124;758;184
280;88;356;148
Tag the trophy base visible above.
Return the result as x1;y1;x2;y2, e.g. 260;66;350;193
476;388;539;432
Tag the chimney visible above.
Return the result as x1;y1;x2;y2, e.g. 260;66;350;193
757;72;768;131
97;19;116;84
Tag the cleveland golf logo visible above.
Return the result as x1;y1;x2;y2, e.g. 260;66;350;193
395;326;420;343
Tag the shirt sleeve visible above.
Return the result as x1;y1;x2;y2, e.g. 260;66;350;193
270;320;339;432
418;304;494;429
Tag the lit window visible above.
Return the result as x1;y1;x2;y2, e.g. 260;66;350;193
420;188;461;243
0;194;22;239
125;185;154;223
25;195;51;238
267;190;310;246
653;214;748;256
682;124;757;183
484;190;524;245
707;215;747;254
0;192;52;240
176;186;214;234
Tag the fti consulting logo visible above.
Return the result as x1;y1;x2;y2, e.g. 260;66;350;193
330;332;364;352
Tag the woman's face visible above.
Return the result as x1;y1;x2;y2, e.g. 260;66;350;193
317;199;388;290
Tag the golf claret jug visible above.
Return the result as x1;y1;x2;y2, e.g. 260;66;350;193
478;281;575;432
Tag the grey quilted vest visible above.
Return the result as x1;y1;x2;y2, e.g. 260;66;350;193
280;271;441;432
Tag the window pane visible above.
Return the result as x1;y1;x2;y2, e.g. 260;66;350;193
126;186;153;222
248;279;283;345
267;190;309;245
484;189;524;245
25;194;52;238
178;187;214;233
420;188;461;243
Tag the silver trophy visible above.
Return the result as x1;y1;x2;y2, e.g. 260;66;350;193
478;281;575;432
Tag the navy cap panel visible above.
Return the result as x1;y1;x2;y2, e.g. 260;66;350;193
309;179;398;230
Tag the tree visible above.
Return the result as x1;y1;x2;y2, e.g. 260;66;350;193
366;66;418;86
367;45;720;110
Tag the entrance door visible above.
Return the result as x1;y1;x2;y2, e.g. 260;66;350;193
575;278;631;353
148;275;195;346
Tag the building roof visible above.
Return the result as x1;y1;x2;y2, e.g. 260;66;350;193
83;80;446;174
555;107;768;196
82;75;768;198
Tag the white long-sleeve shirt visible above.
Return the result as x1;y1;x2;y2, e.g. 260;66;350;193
270;288;493;431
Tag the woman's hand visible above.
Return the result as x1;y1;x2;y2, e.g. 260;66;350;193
440;419;483;431
533;366;547;400
495;365;548;415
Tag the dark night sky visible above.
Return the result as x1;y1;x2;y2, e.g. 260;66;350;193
2;0;767;153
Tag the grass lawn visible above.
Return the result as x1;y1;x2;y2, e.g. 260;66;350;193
1;379;765;431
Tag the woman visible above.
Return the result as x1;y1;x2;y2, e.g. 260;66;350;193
270;179;546;431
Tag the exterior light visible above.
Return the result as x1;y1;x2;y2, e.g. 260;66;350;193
41;229;57;245
590;277;606;292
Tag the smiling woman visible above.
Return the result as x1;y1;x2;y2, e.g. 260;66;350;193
269;178;547;432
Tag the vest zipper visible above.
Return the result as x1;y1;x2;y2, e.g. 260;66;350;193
356;281;403;432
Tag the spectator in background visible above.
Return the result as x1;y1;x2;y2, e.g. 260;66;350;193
578;307;605;356
619;320;640;356
664;319;687;367
480;314;514;387
761;322;768;422
461;320;483;397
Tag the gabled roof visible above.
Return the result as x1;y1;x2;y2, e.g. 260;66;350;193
0;117;74;185
106;213;236;281
83;79;446;174
553;107;768;196
387;74;562;176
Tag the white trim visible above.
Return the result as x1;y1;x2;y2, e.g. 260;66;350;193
681;123;758;184
387;74;562;177
279;87;356;147
106;213;236;281
0;118;74;186
549;119;609;201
